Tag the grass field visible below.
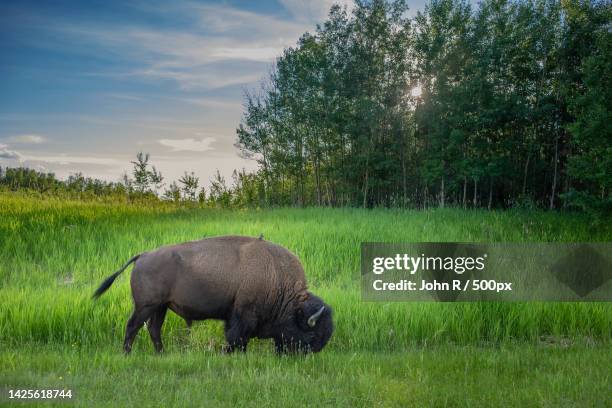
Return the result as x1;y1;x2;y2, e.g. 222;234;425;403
1;194;610;407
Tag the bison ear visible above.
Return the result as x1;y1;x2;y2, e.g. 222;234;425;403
294;280;308;293
294;281;309;302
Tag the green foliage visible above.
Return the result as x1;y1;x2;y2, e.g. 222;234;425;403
564;1;612;214
0;166;131;199
178;171;199;202
208;169;232;207
130;152;164;194
234;0;611;212
0;153;166;202
162;181;181;203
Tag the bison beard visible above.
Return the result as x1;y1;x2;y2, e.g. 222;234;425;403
93;236;334;354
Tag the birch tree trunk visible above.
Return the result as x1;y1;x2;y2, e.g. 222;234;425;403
549;136;558;210
488;177;493;210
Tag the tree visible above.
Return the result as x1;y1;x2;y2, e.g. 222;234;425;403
130;152;164;195
149;166;164;191
131;153;151;193
198;187;207;205
163;181;181;203
564;1;611;213
209;170;231;207
178;172;199;202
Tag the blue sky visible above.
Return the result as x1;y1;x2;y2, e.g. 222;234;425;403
0;0;425;185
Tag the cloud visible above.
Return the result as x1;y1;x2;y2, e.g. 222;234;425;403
179;97;242;110
159;137;216;152
279;0;354;23
194;3;312;38
44;3;312;90
0;144;23;160
22;153;119;166
132;66;264;90
5;134;46;144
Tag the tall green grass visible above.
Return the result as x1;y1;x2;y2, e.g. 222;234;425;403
1;194;610;351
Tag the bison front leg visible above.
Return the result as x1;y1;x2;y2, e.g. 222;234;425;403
274;338;285;354
274;336;299;355
223;314;253;353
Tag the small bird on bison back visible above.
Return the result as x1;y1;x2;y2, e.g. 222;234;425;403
92;235;334;354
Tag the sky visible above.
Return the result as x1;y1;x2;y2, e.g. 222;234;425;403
0;0;425;186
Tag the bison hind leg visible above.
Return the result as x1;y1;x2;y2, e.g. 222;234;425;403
147;305;168;353
123;304;158;354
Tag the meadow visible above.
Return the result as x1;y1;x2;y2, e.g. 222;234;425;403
0;194;610;407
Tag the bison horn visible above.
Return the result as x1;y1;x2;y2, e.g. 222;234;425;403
308;306;325;328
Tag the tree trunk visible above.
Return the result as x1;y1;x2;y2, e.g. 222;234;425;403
402;154;407;207
314;157;321;206
488;177;493;210
563;144;572;209
462;176;467;209
473;178;478;207
362;166;369;209
439;177;445;208
522;153;530;195
549;137;558;210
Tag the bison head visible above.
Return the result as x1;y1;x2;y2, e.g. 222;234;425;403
275;293;334;354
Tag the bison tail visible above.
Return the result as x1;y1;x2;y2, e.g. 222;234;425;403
92;254;140;299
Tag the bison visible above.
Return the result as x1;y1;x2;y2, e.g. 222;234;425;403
93;235;334;354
